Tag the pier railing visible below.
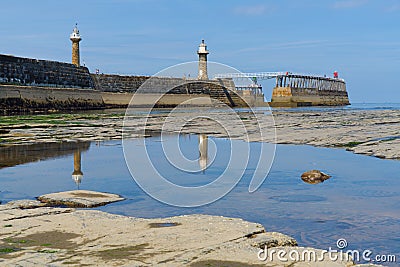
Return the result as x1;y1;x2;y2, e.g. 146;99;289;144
215;72;346;92
275;74;346;92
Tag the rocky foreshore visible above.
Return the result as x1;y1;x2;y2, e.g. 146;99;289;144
0;194;385;266
0;108;399;160
1;107;396;266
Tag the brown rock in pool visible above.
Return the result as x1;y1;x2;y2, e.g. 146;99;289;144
301;170;331;184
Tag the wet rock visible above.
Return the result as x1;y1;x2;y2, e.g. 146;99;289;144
249;232;298;249
3;199;46;209
37;190;125;208
301;170;331;184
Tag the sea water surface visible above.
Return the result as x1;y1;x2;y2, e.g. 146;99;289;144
273;102;400;112
0;133;399;265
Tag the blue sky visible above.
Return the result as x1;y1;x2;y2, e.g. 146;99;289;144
0;0;399;102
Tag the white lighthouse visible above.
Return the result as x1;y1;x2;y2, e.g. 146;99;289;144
70;24;82;67
197;39;209;80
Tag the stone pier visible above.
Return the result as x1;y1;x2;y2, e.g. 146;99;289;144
270;74;350;107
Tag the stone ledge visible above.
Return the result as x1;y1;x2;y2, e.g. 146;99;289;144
37;190;125;208
0;202;387;266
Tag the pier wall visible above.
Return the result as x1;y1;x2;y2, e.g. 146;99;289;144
0;54;103;112
234;89;266;107
102;92;213;107
92;74;234;94
270;75;350;107
0;55;94;89
270;86;350;107
0;54;260;110
93;74;249;107
91;74;148;93
0;85;104;113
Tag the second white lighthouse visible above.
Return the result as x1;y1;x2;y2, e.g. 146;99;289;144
197;39;209;80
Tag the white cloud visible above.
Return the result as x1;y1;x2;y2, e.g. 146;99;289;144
332;0;368;9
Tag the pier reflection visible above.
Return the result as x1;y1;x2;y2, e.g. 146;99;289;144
1;142;88;187
198;134;208;172
0;142;90;169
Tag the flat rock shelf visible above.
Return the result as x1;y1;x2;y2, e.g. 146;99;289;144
0;199;384;266
1;108;399;160
37;190;125;208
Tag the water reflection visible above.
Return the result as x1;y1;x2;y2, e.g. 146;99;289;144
0;136;399;265
72;150;83;188
198;134;208;172
0;142;90;169
0;142;88;189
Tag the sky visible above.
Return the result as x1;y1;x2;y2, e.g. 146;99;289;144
0;0;399;103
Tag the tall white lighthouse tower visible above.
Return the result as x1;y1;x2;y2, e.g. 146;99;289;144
70;24;82;67
197;39;209;80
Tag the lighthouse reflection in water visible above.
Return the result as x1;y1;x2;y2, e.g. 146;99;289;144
72;149;83;189
198;134;208;172
66;135;211;190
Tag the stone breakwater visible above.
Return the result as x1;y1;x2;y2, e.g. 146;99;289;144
0;108;398;160
0;54;94;89
0;54;261;111
270;74;350;107
91;74;235;96
0;54;104;112
92;74;257;107
0;85;105;113
0;198;383;266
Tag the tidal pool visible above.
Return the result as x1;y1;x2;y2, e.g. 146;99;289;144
0;135;399;265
